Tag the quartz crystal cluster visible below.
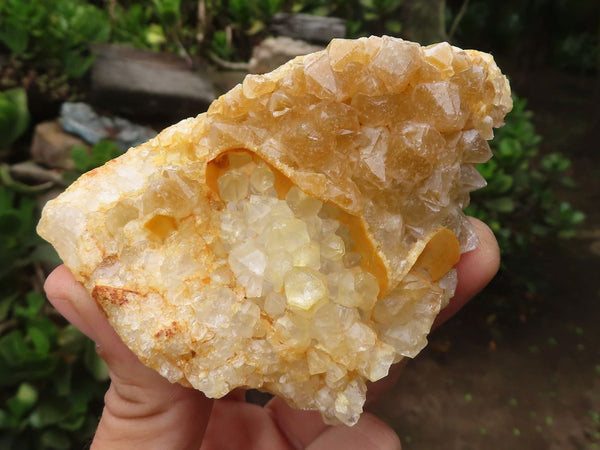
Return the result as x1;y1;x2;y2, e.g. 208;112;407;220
37;36;512;425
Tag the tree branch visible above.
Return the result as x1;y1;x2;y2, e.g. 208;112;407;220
448;0;470;42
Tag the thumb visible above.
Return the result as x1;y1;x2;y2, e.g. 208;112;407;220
45;265;212;450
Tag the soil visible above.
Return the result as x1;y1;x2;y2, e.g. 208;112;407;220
373;69;600;449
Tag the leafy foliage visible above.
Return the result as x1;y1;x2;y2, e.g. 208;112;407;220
0;188;41;277
0;94;108;448
0;184;109;449
0;292;108;449
71;140;122;175
467;96;585;284
109;0;198;60
109;4;166;51
448;0;599;74
60;139;122;186
106;0;406;63
0;0;110;79
295;0;403;36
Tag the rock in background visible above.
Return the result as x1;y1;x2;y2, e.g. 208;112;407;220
248;37;325;74
59;103;156;151
90;44;216;122
31;121;87;170
270;13;346;44
249;14;346;75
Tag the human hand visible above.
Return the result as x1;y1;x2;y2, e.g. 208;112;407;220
44;218;499;450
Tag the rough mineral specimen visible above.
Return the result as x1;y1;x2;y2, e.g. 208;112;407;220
37;36;512;426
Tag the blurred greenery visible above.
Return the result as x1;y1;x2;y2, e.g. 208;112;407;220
0;88;29;154
0;94;109;448
469;97;585;245
467;96;585;293
61;140;123;185
0;0;110;79
0;182;109;448
448;0;599;74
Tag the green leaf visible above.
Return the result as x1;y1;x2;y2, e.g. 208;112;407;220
26;292;45;314
15;292;44;320
497;138;523;166
92;140;121;166
145;24;166;46
211;30;235;61
61;169;80;186
62;52;96;79
0;24;29;54
6;383;38;420
247;20;266;36
0;330;29;364
69;380;94;415
228;0;251;25
257;0;284;17
0;330;58;386
70;145;92;173
26;325;51;356
0;88;30;149
71;140;122;174
484;171;513;194
2;88;30;142
153;0;182;27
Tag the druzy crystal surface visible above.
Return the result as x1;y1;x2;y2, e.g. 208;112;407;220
37;36;512;425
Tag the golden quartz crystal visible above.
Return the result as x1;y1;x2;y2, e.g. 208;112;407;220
37;36;512;425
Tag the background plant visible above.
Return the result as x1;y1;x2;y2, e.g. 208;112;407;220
0;0;110;79
466;96;585;293
106;0;405;63
61;140;123;185
447;0;599;74
0;88;30;155
0;182;109;449
0;96;110;448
